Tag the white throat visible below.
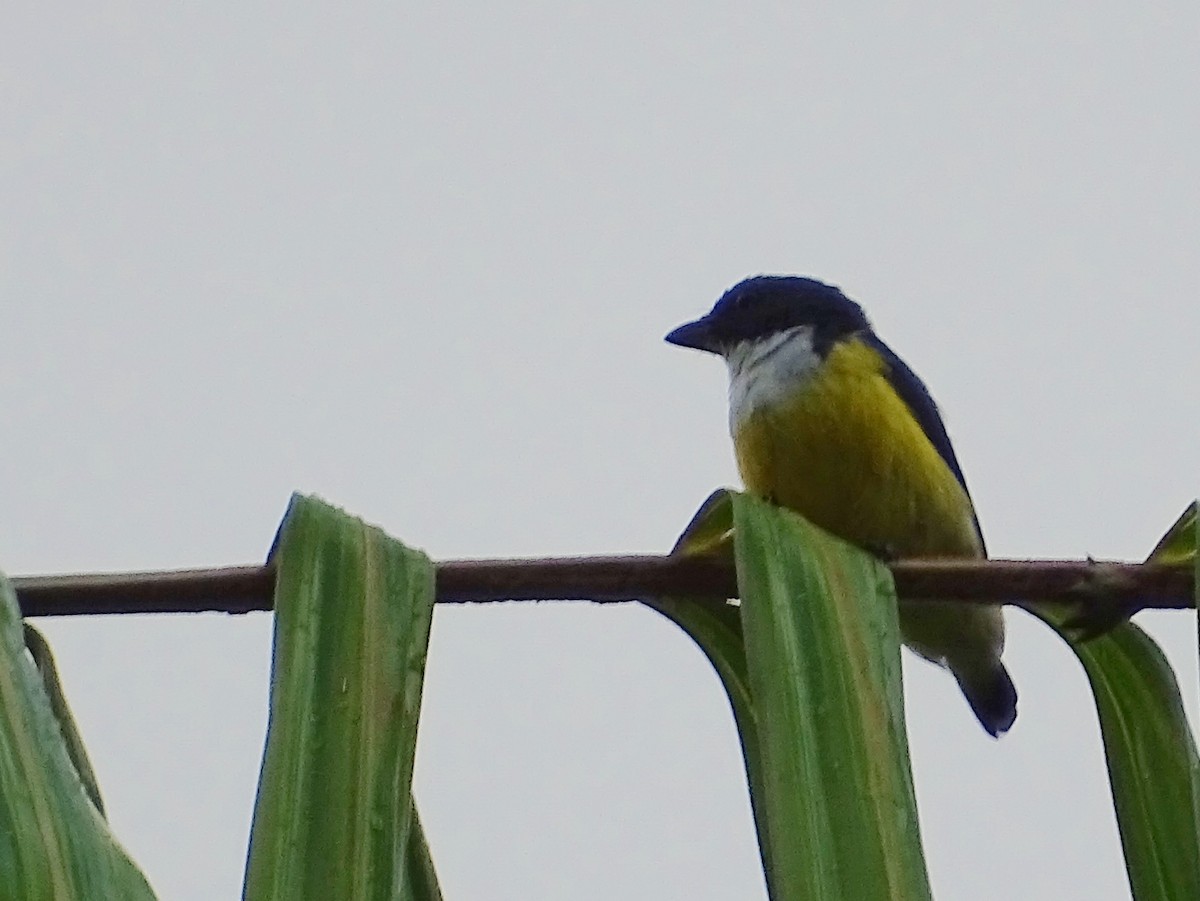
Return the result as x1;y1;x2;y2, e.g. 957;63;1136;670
725;325;821;431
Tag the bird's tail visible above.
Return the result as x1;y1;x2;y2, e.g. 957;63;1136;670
952;660;1018;737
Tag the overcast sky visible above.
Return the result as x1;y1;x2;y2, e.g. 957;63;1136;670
3;5;1197;900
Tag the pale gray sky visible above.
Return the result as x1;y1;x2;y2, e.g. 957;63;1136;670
3;5;1197;900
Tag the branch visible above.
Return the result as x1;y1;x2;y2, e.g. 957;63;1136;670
8;556;1193;617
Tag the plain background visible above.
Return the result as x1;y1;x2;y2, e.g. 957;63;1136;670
3;5;1197;899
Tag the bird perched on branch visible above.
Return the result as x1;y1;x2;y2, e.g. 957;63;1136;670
665;275;1016;736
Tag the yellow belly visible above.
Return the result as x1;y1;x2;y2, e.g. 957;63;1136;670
732;339;982;561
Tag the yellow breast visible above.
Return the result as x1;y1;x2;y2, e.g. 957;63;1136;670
732;337;981;559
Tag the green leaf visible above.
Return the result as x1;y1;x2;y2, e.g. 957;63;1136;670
1033;501;1200;901
648;491;930;900
0;574;157;900
732;492;929;900
243;494;442;901
1076;623;1200;900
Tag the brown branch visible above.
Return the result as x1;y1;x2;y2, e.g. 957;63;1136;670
8;556;1193;617
12;566;276;617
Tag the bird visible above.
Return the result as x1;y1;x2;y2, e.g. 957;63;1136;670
665;275;1016;736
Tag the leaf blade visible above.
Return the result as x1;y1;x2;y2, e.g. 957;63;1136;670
732;493;930;900
1032;501;1200;901
243;494;441;901
0;575;157;900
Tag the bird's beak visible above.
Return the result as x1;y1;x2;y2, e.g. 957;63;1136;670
664;316;722;354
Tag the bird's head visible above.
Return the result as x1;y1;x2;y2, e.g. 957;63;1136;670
665;276;870;360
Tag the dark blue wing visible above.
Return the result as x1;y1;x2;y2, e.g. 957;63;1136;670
861;333;986;553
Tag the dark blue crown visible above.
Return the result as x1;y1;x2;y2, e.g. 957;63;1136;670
706;275;870;349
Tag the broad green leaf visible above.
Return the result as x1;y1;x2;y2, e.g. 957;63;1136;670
648;491;929;900
1034;501;1200;901
0;575;156;900
243;494;442;901
733;492;929;900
